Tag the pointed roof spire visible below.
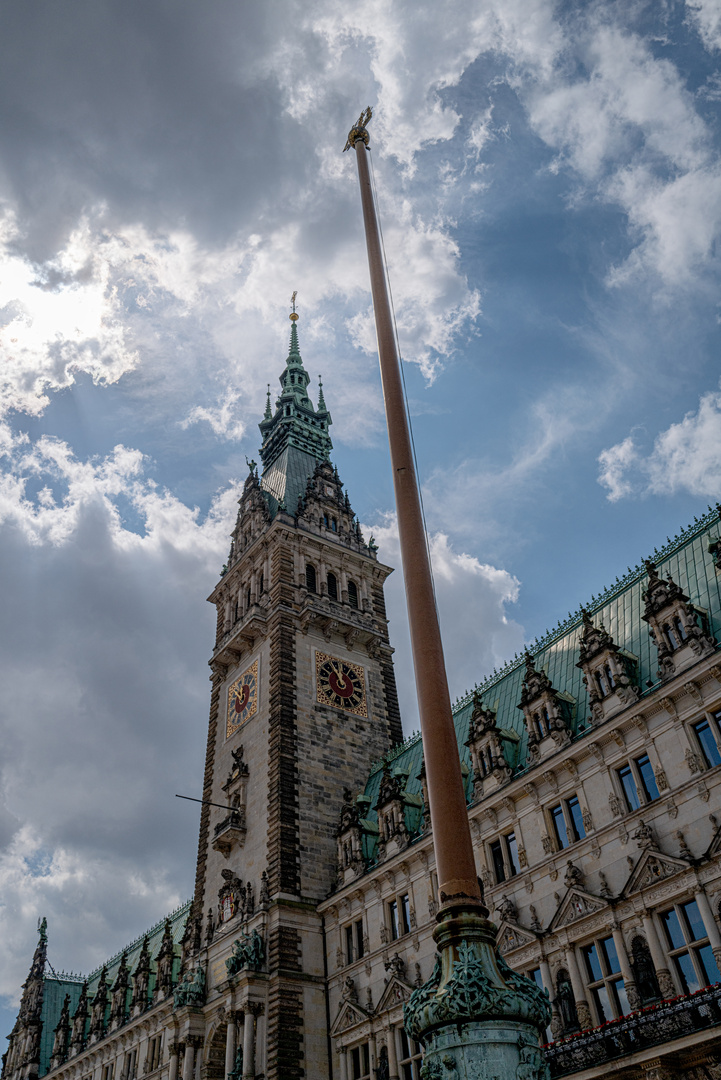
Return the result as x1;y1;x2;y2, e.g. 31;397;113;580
317;374;327;413
264;384;272;420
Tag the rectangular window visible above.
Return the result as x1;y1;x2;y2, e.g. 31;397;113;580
566;796;586;842
388;896;410;940
351;1043;371;1080
490;839;506;883
505;832;521;875
148;1036;162;1072
398;1028;423;1080
660;899;721;995
102;1066;114;1080
550;804;569;849
694;719;721;768
617;764;640;812
636;754;660;802
583;934;631;1024
122;1051;137;1080
345;924;355;965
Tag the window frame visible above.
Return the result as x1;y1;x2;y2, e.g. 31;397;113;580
659;899;721;995
388;892;411;941
397;1027;423;1079
615;754;661;812
349;1042;371;1080
348;579;359;609
489;830;522;883
548;795;585;850
327;571;338;601
343;918;365;965
580;935;630;1024
691;710;721;769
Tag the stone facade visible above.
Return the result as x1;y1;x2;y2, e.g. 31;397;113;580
5;323;721;1080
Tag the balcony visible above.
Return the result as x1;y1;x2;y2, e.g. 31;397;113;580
544;984;721;1077
212;809;246;857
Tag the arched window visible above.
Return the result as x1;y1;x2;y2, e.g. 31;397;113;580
259;573;264;594
596;671;609;698
306;563;317;593
323;513;330;528
674;616;687;642
664;623;680;650
327;572;338;601
348;580;359;609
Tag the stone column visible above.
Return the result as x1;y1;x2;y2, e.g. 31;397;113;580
565;946;592;1030
224;1018;236;1079
611;924;639;1011
168;1044;179;1080
368;1033;377;1075
181;1043;194;1080
385;1025;399;1080
241;1010;255;1079
539;959;557;1038
319;557;327;596
694;888;721;968
255;1008;266;1079
642;912;676;1000
337;1044;348;1080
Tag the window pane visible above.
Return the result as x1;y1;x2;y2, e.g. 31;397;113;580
680;900;706;944
697;944;721;986
551;805;569;849
346;924;354;964
356;920;364;959
401;893;411;935
694;720;721;767
389;900;400;940
505;832;521;875
399;1029;411;1059
582;943;603;982
490;840;506;883
592;984;613;1023
618;765;640;811
612;976;630;1016
601;936;621;975
529;968;544;990
675;951;700;994
661;909;685;950
567;796;586;841
636;754;660;802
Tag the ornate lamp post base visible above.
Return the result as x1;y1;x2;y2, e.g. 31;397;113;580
404;905;551;1080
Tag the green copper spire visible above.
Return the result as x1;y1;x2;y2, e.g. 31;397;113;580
258;302;333;516
317;375;327;414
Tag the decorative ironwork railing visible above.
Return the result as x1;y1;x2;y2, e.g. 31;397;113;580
544;984;721;1077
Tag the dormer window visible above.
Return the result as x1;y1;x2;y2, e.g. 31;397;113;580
323;514;330;528
331;517;337;532
664;617;687;651
534;709;550;738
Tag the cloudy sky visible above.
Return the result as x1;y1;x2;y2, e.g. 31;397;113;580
3;0;721;1033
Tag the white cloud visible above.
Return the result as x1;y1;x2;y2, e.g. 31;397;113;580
364;513;524;725
687;0;721;51
598;383;721;500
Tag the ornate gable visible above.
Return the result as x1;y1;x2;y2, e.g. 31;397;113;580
330;998;372;1037
576;608;640;725
549;888;606;932
517;652;575;763
623;848;690;896
642;559;716;680
496;921;538;956
375;974;414;1015
466;692;513;798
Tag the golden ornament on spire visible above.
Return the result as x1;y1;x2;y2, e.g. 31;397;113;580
290;290;299;321
343;105;372;151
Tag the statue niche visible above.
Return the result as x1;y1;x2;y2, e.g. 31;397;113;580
576;608;640;725
642;559;716;680
213;745;249;857
336;789;365;886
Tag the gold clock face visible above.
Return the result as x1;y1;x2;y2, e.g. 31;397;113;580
315;651;367;717
227;660;258;738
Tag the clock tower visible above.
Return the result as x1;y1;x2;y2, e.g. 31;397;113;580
193;312;402;1079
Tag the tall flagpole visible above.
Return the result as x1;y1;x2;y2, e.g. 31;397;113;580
345;108;550;1080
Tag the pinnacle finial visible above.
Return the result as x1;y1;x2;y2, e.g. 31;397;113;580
317;374;327;412
264;384;272;420
344;105;373;151
290;290;299;322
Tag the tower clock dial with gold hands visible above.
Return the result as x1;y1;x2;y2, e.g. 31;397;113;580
226;660;258;738
315;651;368;717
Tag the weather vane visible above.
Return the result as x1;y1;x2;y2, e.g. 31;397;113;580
290;290;299;321
343;105;372;152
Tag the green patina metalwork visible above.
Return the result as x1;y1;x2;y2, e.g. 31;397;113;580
258;321;333;517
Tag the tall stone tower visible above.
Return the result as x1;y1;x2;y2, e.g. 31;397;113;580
193;312;402;1079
